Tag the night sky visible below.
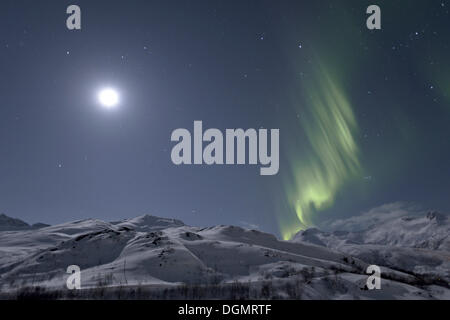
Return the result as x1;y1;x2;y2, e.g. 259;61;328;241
1;0;450;239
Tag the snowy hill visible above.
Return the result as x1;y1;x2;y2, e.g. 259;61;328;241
111;214;185;232
0;214;49;232
0;209;449;300
293;206;450;286
0;214;29;230
295;211;449;251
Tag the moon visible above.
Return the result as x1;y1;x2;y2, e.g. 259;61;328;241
98;88;119;109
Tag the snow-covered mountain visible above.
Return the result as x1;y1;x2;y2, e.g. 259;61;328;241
0;214;49;232
0;209;448;300
293;206;450;288
111;215;185;232
295;210;449;250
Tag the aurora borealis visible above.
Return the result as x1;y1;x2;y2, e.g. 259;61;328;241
275;1;450;239
1;1;450;240
281;63;362;239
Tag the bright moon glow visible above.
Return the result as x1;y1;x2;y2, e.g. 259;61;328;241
98;88;119;108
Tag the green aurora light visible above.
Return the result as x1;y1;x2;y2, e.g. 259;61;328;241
280;64;362;240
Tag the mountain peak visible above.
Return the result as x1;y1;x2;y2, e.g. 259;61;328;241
0;213;49;231
112;214;185;232
0;213;30;230
426;211;447;223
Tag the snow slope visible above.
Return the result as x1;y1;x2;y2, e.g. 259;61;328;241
294;207;450;285
0;210;448;300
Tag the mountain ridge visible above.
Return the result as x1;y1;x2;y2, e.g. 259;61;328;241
0;208;448;299
0;213;49;231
